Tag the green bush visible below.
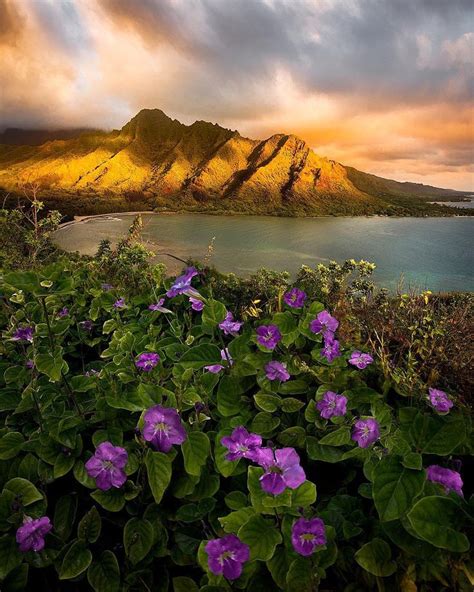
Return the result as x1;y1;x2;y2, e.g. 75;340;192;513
0;262;471;591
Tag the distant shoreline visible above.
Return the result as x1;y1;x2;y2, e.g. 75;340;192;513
58;209;474;230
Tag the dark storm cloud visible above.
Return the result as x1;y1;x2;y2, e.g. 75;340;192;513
98;0;473;105
0;0;472;189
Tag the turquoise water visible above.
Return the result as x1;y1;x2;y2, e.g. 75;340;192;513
54;213;474;291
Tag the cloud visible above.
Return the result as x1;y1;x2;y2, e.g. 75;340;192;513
0;0;472;189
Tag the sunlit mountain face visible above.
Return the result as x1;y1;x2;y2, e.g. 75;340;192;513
0;109;469;217
0;0;472;193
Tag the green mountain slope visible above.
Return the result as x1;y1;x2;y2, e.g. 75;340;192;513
0;109;470;216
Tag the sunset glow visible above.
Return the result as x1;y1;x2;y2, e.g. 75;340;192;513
0;0;472;190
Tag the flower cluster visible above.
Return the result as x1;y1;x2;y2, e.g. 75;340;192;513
167;266;199;298
142;405;187;452
309;310;341;363
85;442;128;491
428;388;453;414
219;311;243;336
316;391;347;419
256;324;281;350
221;427;306;495
135;352;160;371
16;516;52;552
426;465;463;496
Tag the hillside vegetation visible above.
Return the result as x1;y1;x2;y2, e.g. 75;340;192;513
0;109;470;217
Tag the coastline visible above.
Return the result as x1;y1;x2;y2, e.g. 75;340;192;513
57;209;474;230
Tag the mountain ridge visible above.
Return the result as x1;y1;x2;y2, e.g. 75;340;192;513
0;108;470;217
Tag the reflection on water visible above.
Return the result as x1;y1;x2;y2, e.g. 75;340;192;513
54;213;474;292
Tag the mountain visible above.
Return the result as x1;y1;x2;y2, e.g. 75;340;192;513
0;109;470;216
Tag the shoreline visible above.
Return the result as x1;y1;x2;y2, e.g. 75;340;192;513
57;209;474;229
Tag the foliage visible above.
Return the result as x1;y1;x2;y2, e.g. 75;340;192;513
0;261;471;591
0;189;62;268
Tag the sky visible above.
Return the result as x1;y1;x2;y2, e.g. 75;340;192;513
0;0;473;190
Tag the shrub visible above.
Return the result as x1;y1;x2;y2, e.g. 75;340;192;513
0;263;471;591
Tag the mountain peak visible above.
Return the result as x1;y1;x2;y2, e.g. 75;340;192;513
0;108;469;216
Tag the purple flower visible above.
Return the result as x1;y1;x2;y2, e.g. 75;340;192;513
12;326;34;342
85;441;128;491
101;283;113;291
321;336;341;363
135;352;160;372
352;418;380;448
309;310;339;338
113;298;126;309
256;325;282;351
219;312;243;336
256;447;306;495
142;405;187;452
80;320;93;332
291;517;327;556
283;288;307;309
428;388;453;414
426;465;463;496
204;348;233;373
189;297;204;312
57;307;69;318
166;267;199;298
221;426;262;461
316;391;347;419
205;534;250;581
148;298;172;313
349;351;374;369
26;359;35;370
16;516;52;552
265;361;290;382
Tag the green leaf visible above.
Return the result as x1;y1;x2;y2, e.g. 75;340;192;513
180;344;222;369
124;518;154;564
87;551;121;592
373;456;425;521
3;271;39;293
54;495;77;541
277;426;306;448
181;432;210;477
238;514;282;561
0;433;24;460
290;481;317;508
172;577;200;592
217;376;250;417
91;489;125;513
306;437;344;463
4;478;43;506
53;453;75;479
399;410;468;456
318;426;351;446
224;491;248;510
202;300;227;325
250;412;280;436
407;496;470;552
0;535;22;580
35;351;65;382
219;507;255;534
286;557;314;592
145;450;172;504
254;393;280;413
355;538;397;577
78;506;102;543
402;452;422;470
59;541;92;580
280;398;305;413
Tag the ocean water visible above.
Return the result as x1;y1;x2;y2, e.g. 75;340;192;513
54;213;474;291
